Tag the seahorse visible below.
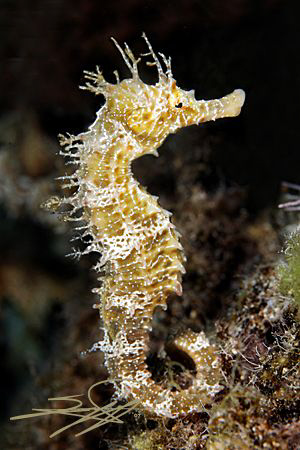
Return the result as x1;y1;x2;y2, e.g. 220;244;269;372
58;34;245;418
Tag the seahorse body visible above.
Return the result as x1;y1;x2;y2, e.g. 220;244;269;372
59;35;245;418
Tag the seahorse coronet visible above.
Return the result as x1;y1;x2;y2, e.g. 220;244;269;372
58;34;245;418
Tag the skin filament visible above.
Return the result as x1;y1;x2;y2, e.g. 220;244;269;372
58;34;245;418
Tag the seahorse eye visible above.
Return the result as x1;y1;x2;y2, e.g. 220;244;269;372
175;102;183;108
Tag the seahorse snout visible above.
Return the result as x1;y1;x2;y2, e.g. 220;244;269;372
190;88;246;125
223;88;246;117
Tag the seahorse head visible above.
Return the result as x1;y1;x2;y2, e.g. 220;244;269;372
114;78;244;151
82;34;245;156
104;77;206;150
